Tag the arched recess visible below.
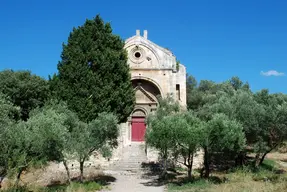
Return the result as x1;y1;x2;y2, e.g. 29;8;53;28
132;107;147;117
131;76;163;99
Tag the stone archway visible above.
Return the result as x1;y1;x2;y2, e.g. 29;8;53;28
132;78;161;114
130;78;162;142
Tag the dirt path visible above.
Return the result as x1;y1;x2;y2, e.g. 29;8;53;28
100;171;165;192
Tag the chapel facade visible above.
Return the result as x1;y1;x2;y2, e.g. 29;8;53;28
119;30;187;147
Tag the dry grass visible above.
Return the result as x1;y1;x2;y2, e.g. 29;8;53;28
0;181;103;192
168;172;287;192
168;157;287;192
0;162;111;192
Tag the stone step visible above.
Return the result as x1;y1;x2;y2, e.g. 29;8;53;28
108;143;150;173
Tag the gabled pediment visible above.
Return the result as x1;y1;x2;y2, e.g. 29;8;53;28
125;35;174;56
134;86;157;104
124;33;177;70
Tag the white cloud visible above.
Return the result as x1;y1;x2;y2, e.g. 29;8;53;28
260;70;285;77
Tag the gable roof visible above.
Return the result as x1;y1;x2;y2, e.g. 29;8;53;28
125;35;175;57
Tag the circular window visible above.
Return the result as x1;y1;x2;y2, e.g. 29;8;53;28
129;46;145;64
134;52;141;58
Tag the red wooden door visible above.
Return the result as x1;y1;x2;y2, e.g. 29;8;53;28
131;117;146;141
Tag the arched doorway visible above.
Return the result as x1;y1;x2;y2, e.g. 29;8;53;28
130;78;162;142
131;109;146;141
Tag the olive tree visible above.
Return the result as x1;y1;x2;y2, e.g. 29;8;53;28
253;90;287;166
1;101;80;186
27;102;79;183
0;94;20;181
146;115;178;176
201;114;246;178
172;112;204;180
70;112;118;182
145;96;181;176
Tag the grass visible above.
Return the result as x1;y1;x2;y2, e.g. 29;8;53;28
65;181;103;192
168;179;211;192
167;159;287;192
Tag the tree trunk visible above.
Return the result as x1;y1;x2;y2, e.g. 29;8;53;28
80;161;84;183
63;160;71;184
203;148;210;178
15;168;23;187
187;166;192;180
204;161;210;178
163;157;167;175
259;146;277;166
187;152;193;180
161;151;168;179
235;151;245;166
254;153;260;168
200;167;204;178
259;152;269;166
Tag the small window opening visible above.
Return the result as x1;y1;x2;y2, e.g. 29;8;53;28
134;52;141;58
176;84;180;100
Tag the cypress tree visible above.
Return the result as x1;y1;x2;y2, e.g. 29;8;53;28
50;15;135;123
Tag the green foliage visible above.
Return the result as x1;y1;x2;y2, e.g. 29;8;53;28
147;94;246;178
146;114;179;176
149;95;181;120
201;113;246;177
0;94;119;184
4;122;43;177
203;114;246;152
228;76;249;91
172;112;204;179
146;115;178;155
71;112;119;160
146;97;181;175
50;15;135;123
0;94;20;176
251;90;287;165
0;101;80;185
0;70;49;121
186;75;287;168
186;75;202;111
210;90;264;145
26;102;76;162
0;93;20;126
70;112;118;182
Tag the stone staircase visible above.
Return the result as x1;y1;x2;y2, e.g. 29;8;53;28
109;142;148;173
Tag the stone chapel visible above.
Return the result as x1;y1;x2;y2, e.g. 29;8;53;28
119;30;187;148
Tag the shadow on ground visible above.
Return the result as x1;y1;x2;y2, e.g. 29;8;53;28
45;174;116;191
140;162;181;187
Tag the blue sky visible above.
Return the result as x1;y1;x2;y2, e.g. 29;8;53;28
0;0;286;93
